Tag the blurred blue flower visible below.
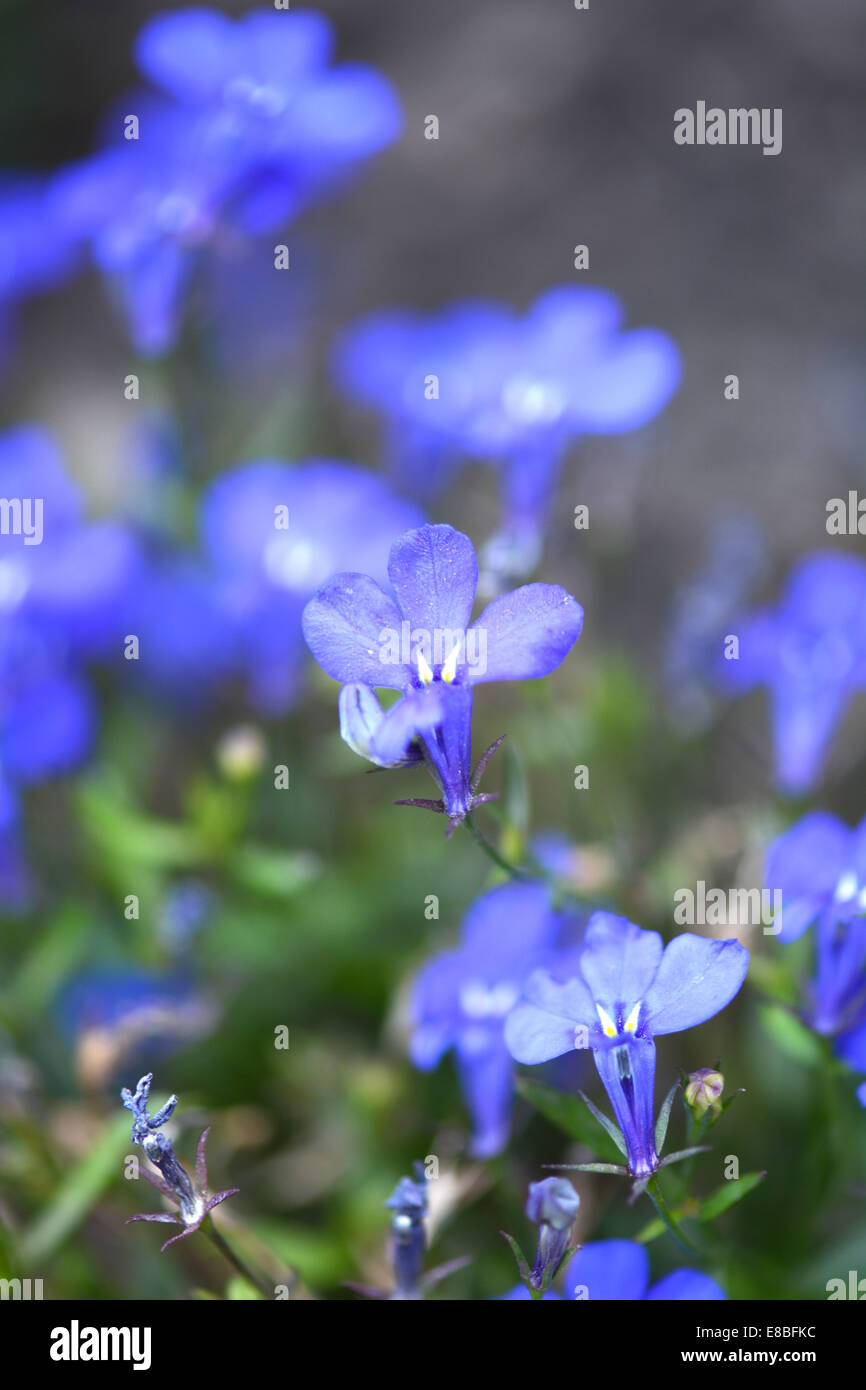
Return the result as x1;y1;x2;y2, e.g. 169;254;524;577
334;286;680;578
505;913;749;1176
409;882;583;1157
54;7;402;354
302;522;584;827
0;425;141;660
59;968;213;1089
562;1239;726;1300
200;459;423;714
765;811;866;1055
384;1164;428;1300
720;553;866;795
0;426;140;903
122;1071;238;1252
666;514;766;729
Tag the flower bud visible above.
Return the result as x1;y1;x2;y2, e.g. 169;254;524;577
685;1067;724;1116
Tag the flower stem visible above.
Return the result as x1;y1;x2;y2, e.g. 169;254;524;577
645;1174;699;1256
463;813;535;880
204;1218;273;1299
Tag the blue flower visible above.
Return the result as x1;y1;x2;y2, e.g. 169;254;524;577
562;1239;726;1300
135;8;402;215
504;913;749;1176
720;553;866;795
302;523;584;827
384;1165;428;1300
200;460;422;713
122;1073;238;1252
334;287;680;578
59;970;212;1090
765;811;866;1058
524;1177;580;1290
54;8;402;354
409;882;583;1157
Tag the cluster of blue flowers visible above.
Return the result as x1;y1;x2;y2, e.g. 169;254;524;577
6;3;862;1300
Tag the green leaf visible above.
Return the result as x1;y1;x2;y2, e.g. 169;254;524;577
515;1079;624;1161
698;1171;766;1223
226;1275;264;1300
500;1231;531;1284
19;1112;131;1264
229;845;320;898
655;1080;680;1154
577;1091;628;1156
760;1004;825;1067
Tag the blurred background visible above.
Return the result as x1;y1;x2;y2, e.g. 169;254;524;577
0;0;864;1300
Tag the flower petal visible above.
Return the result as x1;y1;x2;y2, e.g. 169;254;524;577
563;1240;649;1301
578;913;664;1014
504;969;596;1063
469;584;583;685
368;687;445;766
386;524;478;635
765;812;851;942
647;1269;727;1300
643;934;749;1036
302;573;407;688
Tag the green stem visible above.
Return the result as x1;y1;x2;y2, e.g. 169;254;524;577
204;1218;273;1299
646;1174;699;1256
463;813;535;880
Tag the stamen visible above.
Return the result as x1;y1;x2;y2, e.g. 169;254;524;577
623;1001;641;1033
416;649;434;686
596;1003;618;1038
441;642;461;684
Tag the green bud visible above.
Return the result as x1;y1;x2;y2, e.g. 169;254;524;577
685;1067;724;1116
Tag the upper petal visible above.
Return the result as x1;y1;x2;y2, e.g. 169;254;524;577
643;933;749;1036
578;913;664;1015
563;1240;650;1301
387;524;478;635
469;584;583;685
302;573;407;688
135;8;236;103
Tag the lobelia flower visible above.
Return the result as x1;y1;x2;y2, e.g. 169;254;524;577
302;522;584;829
0;426;141;904
765;811;866;1070
665;513;766;730
53;8;402;355
60;970;212;1091
562;1239;726;1301
127;460;421;710
524;1177;580;1292
334;287;680;580
200;460;422;713
409;882;583;1157
121;1072;238;1252
720;553;866;795
504;913;749;1177
384;1166;428;1301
